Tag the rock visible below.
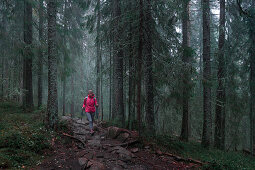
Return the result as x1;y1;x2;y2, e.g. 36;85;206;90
130;148;139;153
117;132;130;142
119;153;131;162
111;146;135;162
88;160;106;170
107;127;120;139
156;149;162;155
144;146;150;149
94;135;101;140
78;158;88;166
117;160;127;168
77;150;87;157
112;167;124;170
84;152;94;159
96;152;104;158
88;139;101;147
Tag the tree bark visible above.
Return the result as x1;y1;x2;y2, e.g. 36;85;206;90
201;0;212;147
23;0;34;108
71;75;74;117
127;0;134;129
96;0;101;120
62;0;68;116
38;0;44;108
109;38;112;120
249;14;255;156
112;0;124;126
137;0;144;135
47;0;58;129
214;0;226;150
180;0;191;142
145;0;155;135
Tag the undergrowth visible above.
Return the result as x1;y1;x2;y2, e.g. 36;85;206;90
104;120;255;169
146;135;255;170
0;102;52;169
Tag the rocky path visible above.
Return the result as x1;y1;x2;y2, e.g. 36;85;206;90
37;116;201;170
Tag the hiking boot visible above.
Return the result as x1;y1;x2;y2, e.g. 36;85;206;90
90;129;94;135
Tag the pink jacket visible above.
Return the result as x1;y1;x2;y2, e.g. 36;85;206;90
82;94;98;113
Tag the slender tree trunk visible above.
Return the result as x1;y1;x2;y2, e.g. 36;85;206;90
1;1;6;99
249;14;255;156
96;0;101;120
47;0;58;129
214;0;226;150
71;75;74;117
100;42;104;121
201;0;212;147
180;0;191;142
1;57;3;98
127;5;133;129
38;0;44;108
23;0;34;108
137;0;144;135
109;38;112;120
112;0;124;126
62;0;68;116
145;0;155;135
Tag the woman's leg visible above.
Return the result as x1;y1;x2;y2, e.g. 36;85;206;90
86;112;93;130
91;112;95;124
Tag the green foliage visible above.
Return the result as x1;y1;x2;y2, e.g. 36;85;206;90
147;135;255;170
0;102;51;169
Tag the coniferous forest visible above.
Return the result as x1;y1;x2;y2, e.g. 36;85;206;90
1;0;255;169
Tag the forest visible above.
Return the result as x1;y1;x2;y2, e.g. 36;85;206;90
0;0;255;169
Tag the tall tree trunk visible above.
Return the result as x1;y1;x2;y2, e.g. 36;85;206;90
249;13;255;156
47;0;58;129
180;0;191;142
96;0;101;120
23;0;34;108
137;0;144;135
71;75;74;117
100;42;104;121
38;0;44;108
127;2;133;129
62;0;68;116
109;38;112;120
145;0;155;135
112;0;124;126
201;0;212;147
1;57;3;98
214;0;226;150
1;0;6;99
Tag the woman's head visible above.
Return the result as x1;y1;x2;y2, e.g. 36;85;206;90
88;90;94;97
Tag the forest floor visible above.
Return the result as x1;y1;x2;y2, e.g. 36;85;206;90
35;117;201;170
1;102;255;170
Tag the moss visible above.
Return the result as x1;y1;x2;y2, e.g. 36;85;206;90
0;102;51;169
146;135;255;170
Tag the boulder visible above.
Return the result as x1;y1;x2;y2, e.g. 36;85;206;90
78;157;88;166
88;160;106;170
117;132;130;142
130;148;139;153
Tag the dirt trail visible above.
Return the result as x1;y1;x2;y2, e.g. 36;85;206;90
36;116;201;170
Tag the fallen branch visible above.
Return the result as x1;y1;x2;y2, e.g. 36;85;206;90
187;158;204;165
163;152;205;165
62;133;86;148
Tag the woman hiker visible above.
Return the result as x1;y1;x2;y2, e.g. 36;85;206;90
82;90;99;134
